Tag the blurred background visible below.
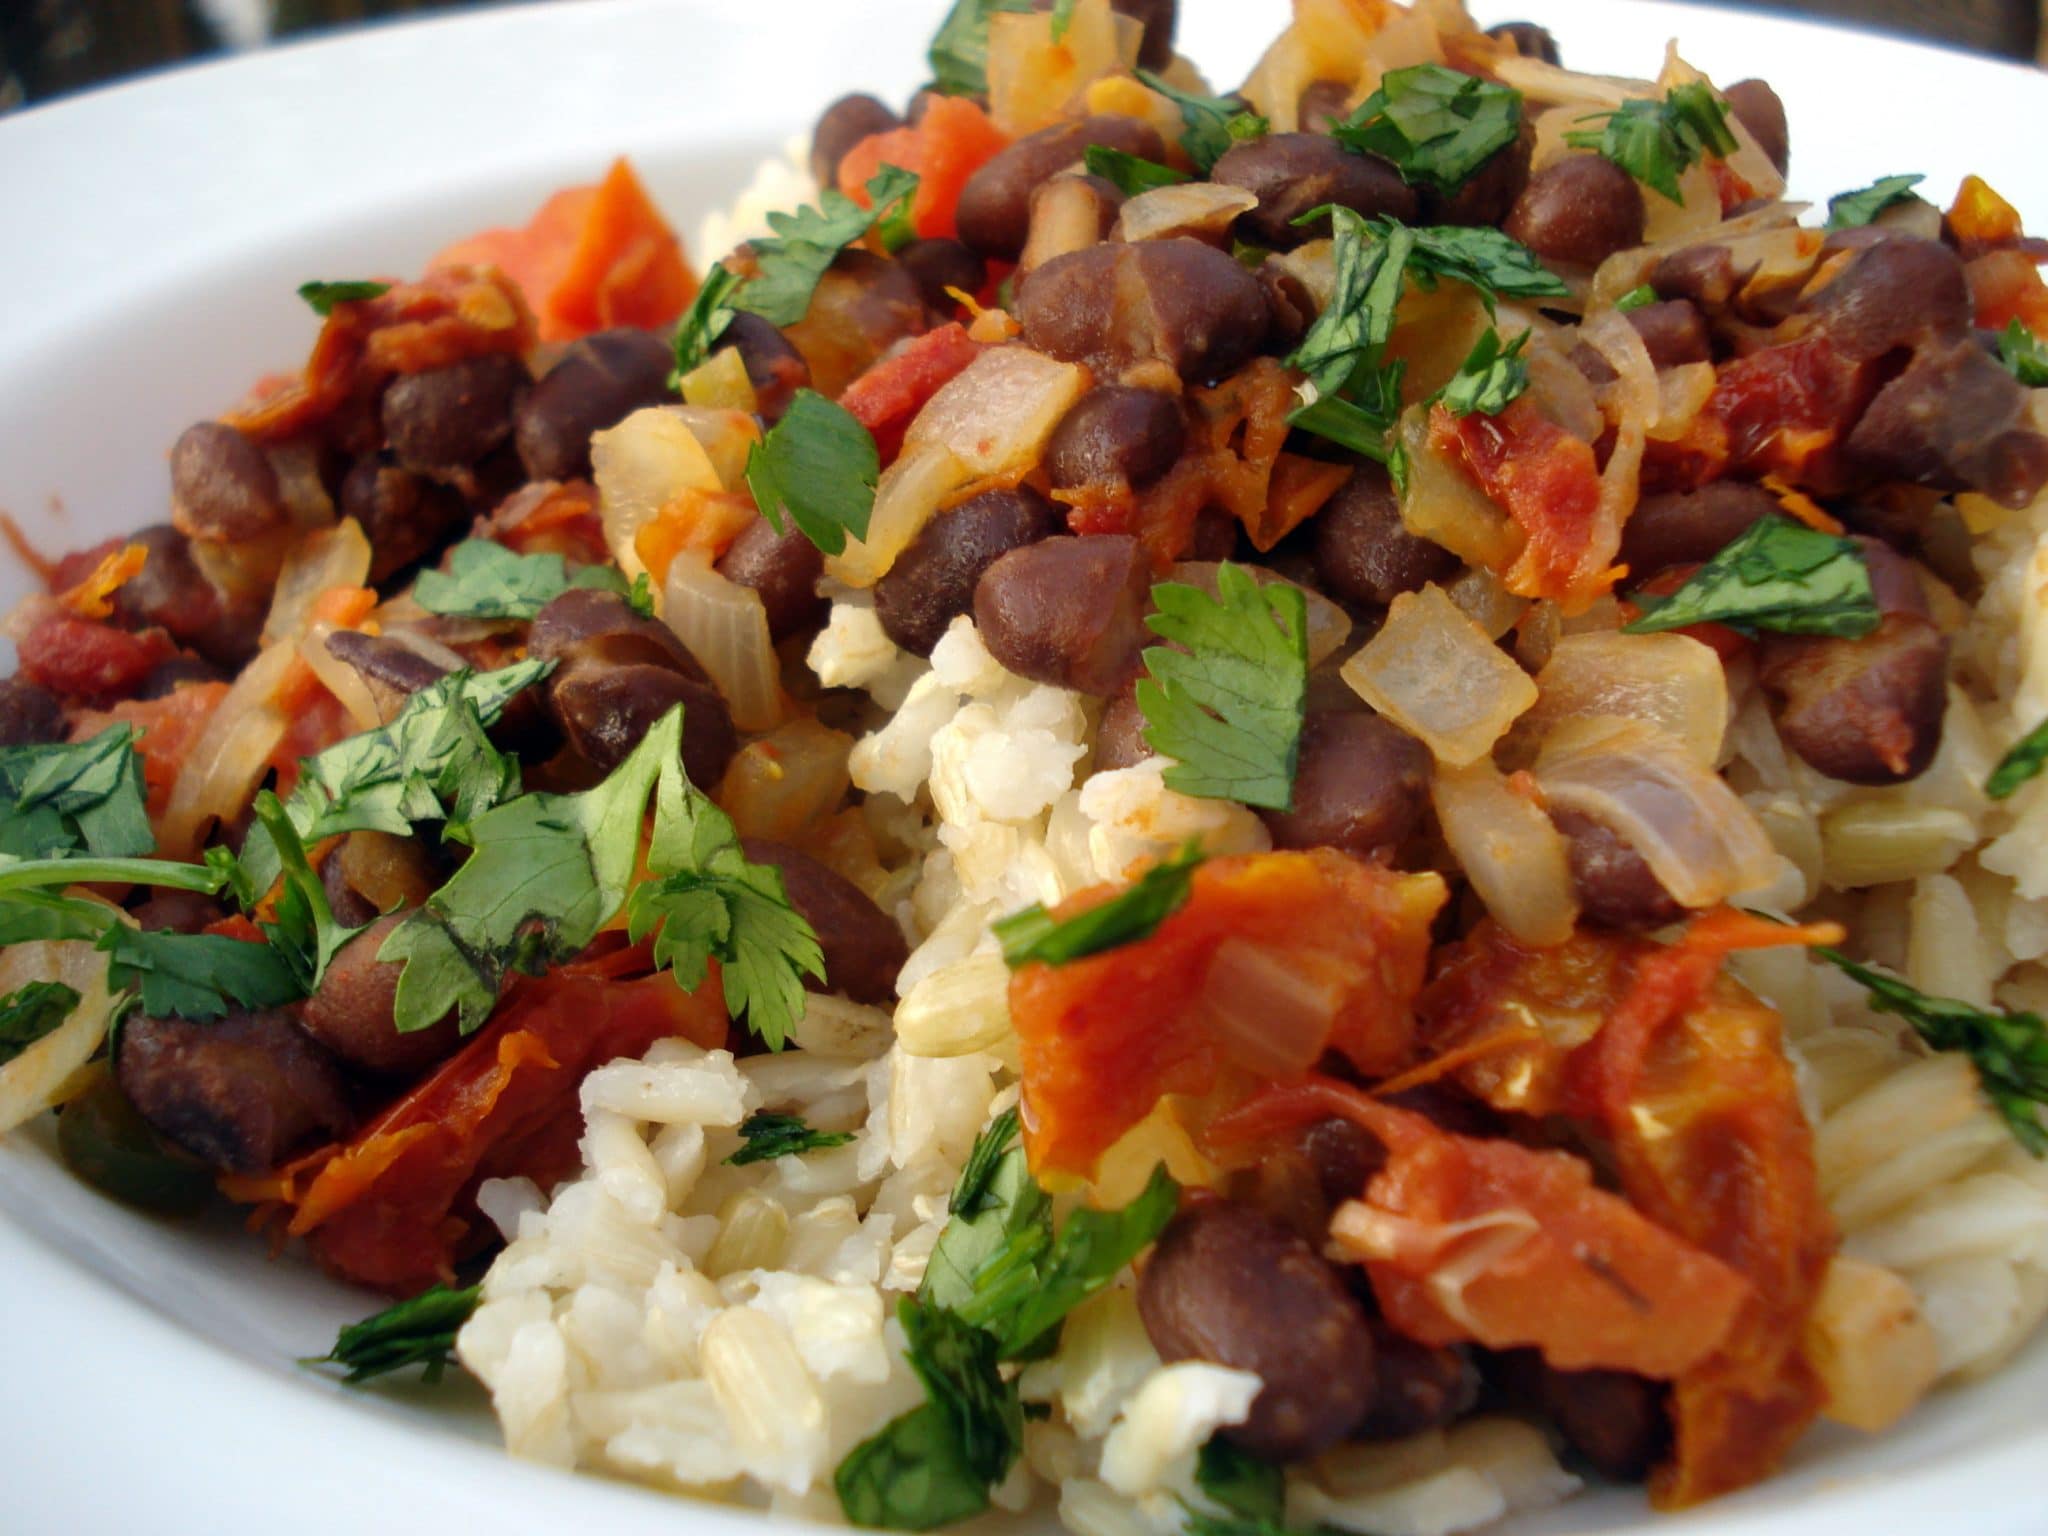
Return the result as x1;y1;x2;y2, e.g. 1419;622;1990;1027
0;0;2040;112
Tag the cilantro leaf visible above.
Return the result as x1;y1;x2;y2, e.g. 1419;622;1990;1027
1286;210;1413;399
1565;81;1737;204
1136;562;1309;810
1048;0;1077;42
1401;223;1568;303
0;725;154;859
248;791;362;993
239;662;548;897
1196;1439;1287;1527
1997;319;2048;389
1989;715;2048;800
992;1163;1178;1357
1436;327;1531;417
672;262;748;382
1333;64;1522;194
379;704;687;1032
926;0;1036;98
1825;173;1925;233
735;166;923;328
308;1282;480;1385
1820;949;2048;1154
922;1113;1050;1312
100;925;302;1020
743;388;880;557
413;539;628;621
298;280;390;316
1138;70;1269;172
1084;144;1191;197
1288;391;1403;466
1623;514;1879;639
993;842;1205;969
0;980;81;1066
725;1110;855;1166
1615;282;1659;312
950;1106;1022;1217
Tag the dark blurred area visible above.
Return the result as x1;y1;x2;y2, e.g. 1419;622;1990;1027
0;0;2039;113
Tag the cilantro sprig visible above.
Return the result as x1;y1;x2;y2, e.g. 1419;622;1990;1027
1821;949;2048;1154
413;539;636;621
1622;514;1879;639
1137;70;1269;172
1137;562;1309;812
1824;173;1925;233
298;280;390;316
994;843;1206;969
743;389;880;557
308;1283;480;1385
249;791;362;994
1436;327;1531;418
1084;144;1191;197
1997;319;2048;389
724;1111;855;1166
1565;80;1737;203
1333;64;1522;194
0;981;81;1066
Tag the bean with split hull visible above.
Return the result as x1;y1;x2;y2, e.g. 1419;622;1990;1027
106;523;262;670
740;839;907;1006
1209;133;1417;249
514;327;674;482
1846;338;2048;509
1138;1201;1378;1461
340;456;469;585
717;312;812;423
973;535;1151;696
1016;238;1269;385
873;488;1063;657
955;115;1166;260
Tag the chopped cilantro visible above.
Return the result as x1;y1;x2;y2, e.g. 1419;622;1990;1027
724;1111;855;1166
1435;327;1531;417
412;539;630;621
0;725;154;860
1084;144;1192;197
248;791;362;993
1401;222;1569;304
1137;562;1309;811
1196;1439;1287;1527
743;388;880;557
1824;173;1925;233
308;1282;480;1385
0;980;81;1066
1623;514;1879;638
298;280;390;316
100;924;302;1020
1615;282;1659;312
1565;80;1737;203
994;842;1206;969
1990;716;2048;800
927;0;1036;97
1333;64;1522;194
1997;319;2048;389
671;262;748;382
1137;70;1268;172
734;165;922;327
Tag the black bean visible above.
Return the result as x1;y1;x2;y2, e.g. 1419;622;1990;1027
1618;481;1778;576
529;587;710;680
1210;133;1417;249
320;850;382;930
1552;808;1686;930
740;839;908;1006
1723;78;1788;175
515;328;674;482
1649;242;1742;310
956;116;1166;260
381;352;525;475
0;676;65;746
717;516;828;641
1486;20;1560;63
324;629;452;720
106;523;260;671
787;249;931;394
1044;387;1186;491
1538;1364;1670;1481
1355;1323;1479;1440
1112;0;1177;70
339;455;470;586
811;93;902;188
973;534;1151;696
1138;1202;1377;1461
1300;1116;1386;1206
1260;711;1431;858
114;1008;353;1176
1094;683;1151;772
1846;338;2048;508
1625;298;1711;369
718;312;812;424
169;422;286;543
1017;238;1269;385
1503;156;1646;268
1312;463;1457;606
874;488;1063;656
550;661;738;786
1802;237;1972;364
1257;257;1318;351
298;912;464;1077
894;238;988;313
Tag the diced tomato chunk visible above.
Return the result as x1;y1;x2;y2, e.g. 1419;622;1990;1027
1430;399;1607;601
838;323;983;462
17;612;176;705
836;96;1010;243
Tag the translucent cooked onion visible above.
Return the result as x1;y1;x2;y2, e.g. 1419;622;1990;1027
716;717;855;840
1170;561;1352;666
161;639;299;857
1432;761;1579;946
1395;406;1521;572
1192;938;1350;1079
903;345;1091;480
593;405;753;582
988;0;1137;136
1517;630;1730;767
1649;363;1717;442
826;440;973;589
1806;1256;1941;1432
1115;183;1259;246
1577;309;1654;592
299;621;382;730
663;553;783;733
261;518;371;647
1588;199;1808;309
1342;583;1538;767
1534;716;1778;909
0;929;122;1135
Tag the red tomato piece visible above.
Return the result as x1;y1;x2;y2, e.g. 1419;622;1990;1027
1429;398;1606;601
838;322;983;463
17;612;176;705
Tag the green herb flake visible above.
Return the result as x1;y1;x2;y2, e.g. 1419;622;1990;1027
1137;70;1269;172
1137;561;1309;811
1623;514;1879;639
1997;319;2048;389
1333;64;1522;194
926;0;1036;98
671;262;748;382
0;725;154;860
1989;715;2048;800
1824;173;1926;233
736;165;922;327
0;980;81;1066
991;1162;1178;1357
993;842;1206;969
1196;1439;1287;1528
1049;0;1077;42
1084;144;1192;197
743;388;880;557
298;280;390;316
248;790;362;993
1615;283;1659;312
1435;327;1531;417
1401;222;1569;303
413;539;629;621
1820;949;2048;1154
1565;80;1737;203
724;1111;856;1166
308;1282;481;1385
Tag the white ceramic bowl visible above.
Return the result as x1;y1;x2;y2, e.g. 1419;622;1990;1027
3;3;2046;1531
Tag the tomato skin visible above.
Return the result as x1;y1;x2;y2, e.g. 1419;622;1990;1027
837;322;983;463
1701;332;1871;491
1430;399;1606;601
18;613;176;705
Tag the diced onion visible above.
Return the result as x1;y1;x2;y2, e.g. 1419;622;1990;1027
1396;406;1521;572
1432;761;1579;946
1533;716;1777;908
988;0;1137;137
1170;561;1352;666
1516;631;1729;768
1342;583;1538;767
662;553;783;733
299;620;383;731
160;640;299;856
1806;1256;1941;1432
1442;566;1529;641
716;717;855;841
1023;177;1123;275
1576;309;1654;593
826;440;973;589
260;518;372;648
0;933;122;1135
593;405;755;583
1115;183;1259;246
679;346;758;412
1648;363;1717;442
904;346;1092;480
